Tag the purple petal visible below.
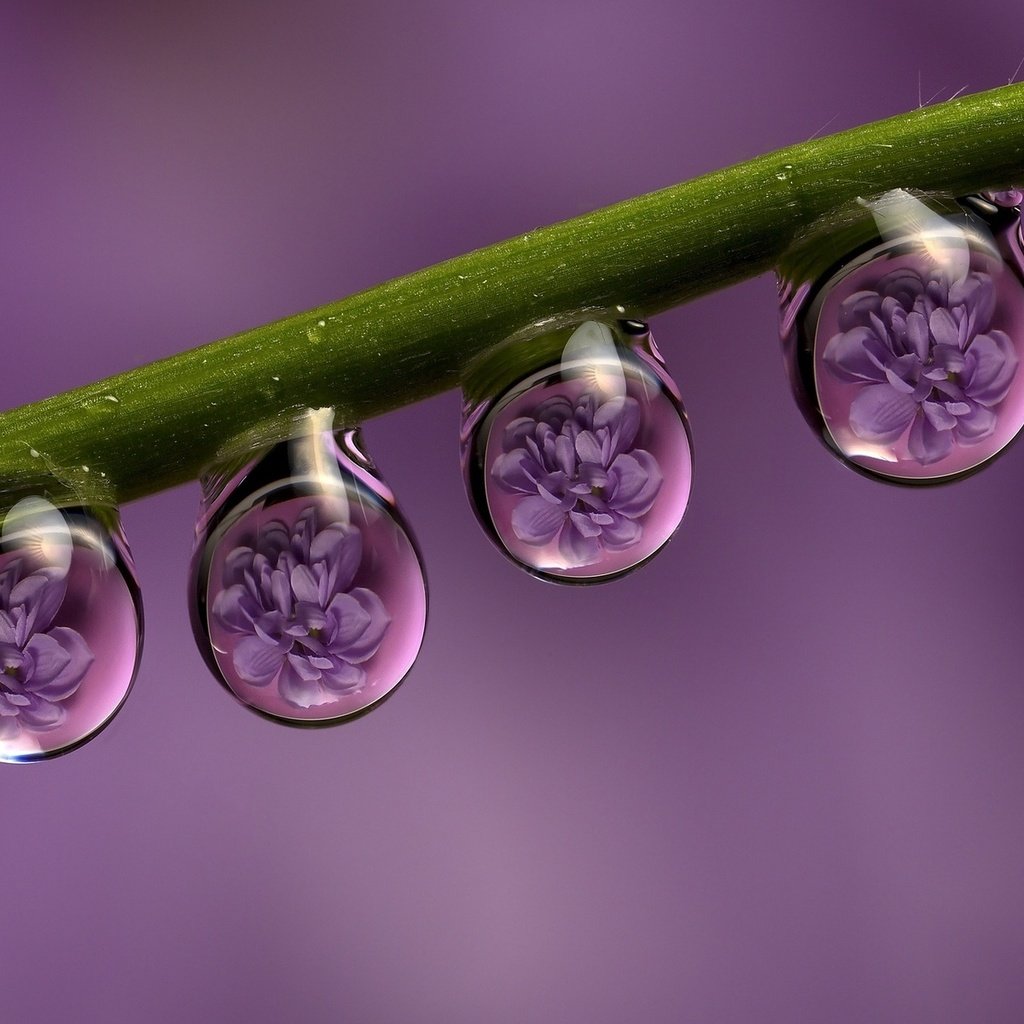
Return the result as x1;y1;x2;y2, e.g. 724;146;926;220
921;400;957;432
569;511;603;538
211;584;259;633
289;564;320;605
323;592;372;650
17;693;65;731
594;396;641;455
253;611;288;646
929;307;961;349
511;495;568;545
929;344;967;376
223;545;256;587
310;523;362;593
837;290;882;330
574;465;609;494
269;568;293;617
491;449;542;495
553;434;576;477
533;396;574;430
10;570;67;635
232;636;285;686
278;659;329;709
503;415;539;449
574;430;605;466
907;412;954;465
25;628;93;700
600;515;642;549
287;605;329;639
339;588;390;663
905;311;930;360
0;612;17;645
607;450;663;519
290;509;317;563
953;402;997;443
320;659;366;695
558;524;601;567
0;691;26;716
285;653;321;682
848;384;918;443
883;364;916;394
964;331;1018;406
823;326;890;383
950;272;996;332
535;473;571;505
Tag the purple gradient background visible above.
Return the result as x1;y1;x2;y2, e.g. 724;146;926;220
3;2;1024;1021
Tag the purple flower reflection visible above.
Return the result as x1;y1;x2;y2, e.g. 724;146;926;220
0;560;93;739
983;188;1023;209
491;393;663;566
823;264;1018;465
211;507;390;708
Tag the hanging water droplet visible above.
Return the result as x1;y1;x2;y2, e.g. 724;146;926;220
778;188;1024;483
461;319;693;583
190;410;427;725
0;497;142;763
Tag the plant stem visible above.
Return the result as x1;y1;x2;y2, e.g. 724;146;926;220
4;84;1024;506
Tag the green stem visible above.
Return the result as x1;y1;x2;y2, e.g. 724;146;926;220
5;84;1024;505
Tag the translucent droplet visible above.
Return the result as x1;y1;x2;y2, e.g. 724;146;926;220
461;319;693;583
190;411;427;725
0;498;143;763
778;188;1024;483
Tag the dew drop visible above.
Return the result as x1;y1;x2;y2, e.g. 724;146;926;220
461;319;693;584
778;188;1024;483
0;498;142;763
189;413;427;725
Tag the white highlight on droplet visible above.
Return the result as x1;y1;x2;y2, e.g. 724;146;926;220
2;497;73;576
562;320;626;399
862;188;994;283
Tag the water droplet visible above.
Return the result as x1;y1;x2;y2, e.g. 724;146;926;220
0;497;142;763
461;319;693;583
190;411;427;725
778;188;1024;483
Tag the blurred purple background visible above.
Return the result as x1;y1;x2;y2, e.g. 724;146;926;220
3;2;1024;1021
